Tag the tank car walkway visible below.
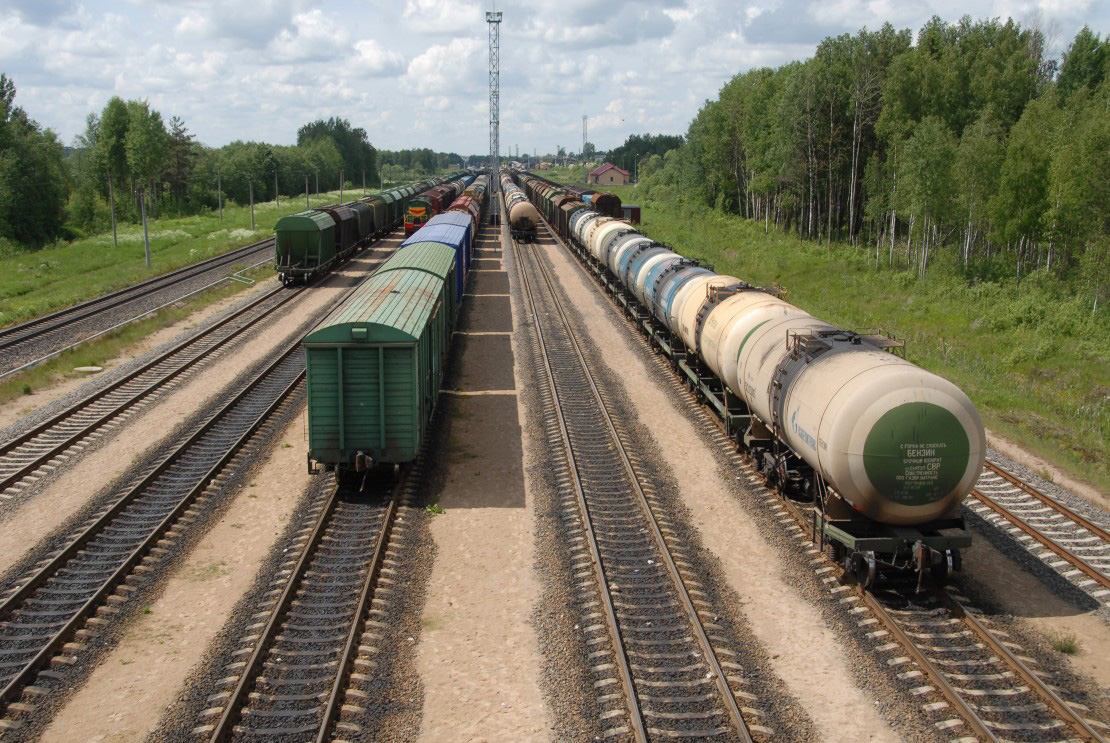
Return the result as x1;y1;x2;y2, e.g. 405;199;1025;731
412;214;549;740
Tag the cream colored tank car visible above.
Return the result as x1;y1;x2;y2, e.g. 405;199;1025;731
583;217;615;259
573;213;603;247
589;221;631;262
698;291;800;382
781;345;985;525
509;200;540;228
672;276;742;348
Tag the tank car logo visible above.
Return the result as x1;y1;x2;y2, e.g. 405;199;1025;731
791;408;817;451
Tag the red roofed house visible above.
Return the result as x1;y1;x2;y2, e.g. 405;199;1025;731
587;162;630;186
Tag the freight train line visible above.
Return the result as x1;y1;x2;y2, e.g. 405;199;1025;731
515;232;764;742
967;462;1110;603
198;471;414;742
0;238;277;377
0;343;306;728
0;285;302;506
530;216;1109;742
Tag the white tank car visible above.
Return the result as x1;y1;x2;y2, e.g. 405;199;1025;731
573;213;603;247
589;220;631;262
583;217;616;259
631;252;680;305
672;276;743;348
508;200;540;229
608;236;653;277
777;340;985;524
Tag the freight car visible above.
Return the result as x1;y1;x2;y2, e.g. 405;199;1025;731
508;170;986;588
500;172;539;242
275;174;466;285
304;241;460;480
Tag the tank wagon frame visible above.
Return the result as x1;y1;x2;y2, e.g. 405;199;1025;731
510;170;977;589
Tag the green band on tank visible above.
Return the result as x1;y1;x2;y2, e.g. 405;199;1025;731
735;318;772;364
863;402;970;506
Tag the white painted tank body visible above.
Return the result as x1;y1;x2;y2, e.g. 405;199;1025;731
672;276;743;349
608;237;653;277
583;218;616;259
573;213;603;247
589;221;632;262
509;201;540;228
632;252;679;305
781;347;986;524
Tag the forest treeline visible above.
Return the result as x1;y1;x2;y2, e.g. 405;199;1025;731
0;80;467;251
638;19;1109;311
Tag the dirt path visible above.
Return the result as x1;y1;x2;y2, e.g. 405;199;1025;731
538;240;900;743
415;230;550;741
39;413;309;743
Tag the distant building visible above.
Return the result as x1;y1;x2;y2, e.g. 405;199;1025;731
537;162;552;170
587;162;630;186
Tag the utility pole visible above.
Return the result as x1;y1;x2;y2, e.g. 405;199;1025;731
249;178;255;231
487;9;501;175
217;169;222;223
107;172;118;247
274;170;279;204
305;175;309;209
340;168;344;203
362;170;366;195
583;115;588;183
315;169;319;198
139;188;151;267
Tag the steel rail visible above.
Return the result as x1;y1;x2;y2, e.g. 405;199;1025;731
0;239;275;350
984;461;1110;543
0;285;298;493
0;345;304;711
514;232;647;743
525;230;753;742
969;487;1110;591
520;226;754;742
937;590;1108;743
316;487;400;743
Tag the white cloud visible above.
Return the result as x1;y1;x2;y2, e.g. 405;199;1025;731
2;0;1108;155
353;39;405;76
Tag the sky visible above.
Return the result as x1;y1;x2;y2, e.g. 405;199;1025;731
0;0;1105;156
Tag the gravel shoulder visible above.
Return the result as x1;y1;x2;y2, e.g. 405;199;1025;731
415;232;550;742
39;412;309;742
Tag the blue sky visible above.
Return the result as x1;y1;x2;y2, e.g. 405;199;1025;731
0;0;1104;155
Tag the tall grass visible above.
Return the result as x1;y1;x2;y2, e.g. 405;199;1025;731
602;189;1109;493
0;188;367;327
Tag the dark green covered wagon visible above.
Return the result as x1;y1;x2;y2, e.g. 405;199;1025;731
303;243;458;477
274;210;337;286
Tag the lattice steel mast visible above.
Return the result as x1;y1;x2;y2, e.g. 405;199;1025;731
487;10;501;175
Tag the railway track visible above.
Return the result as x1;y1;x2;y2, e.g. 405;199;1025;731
515;230;766;742
0;343;305;727
533;213;1110;742
967;461;1110;604
197;473;406;742
0;285;302;505
0;237;276;377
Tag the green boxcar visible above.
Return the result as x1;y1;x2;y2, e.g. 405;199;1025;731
303;243;458;473
274;210;336;285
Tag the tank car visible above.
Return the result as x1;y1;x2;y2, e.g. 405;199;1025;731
511;169;985;589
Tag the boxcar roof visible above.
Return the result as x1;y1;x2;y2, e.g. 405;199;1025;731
305;269;442;343
400;220;468;250
275;210;333;231
427;212;472;230
379;242;456;280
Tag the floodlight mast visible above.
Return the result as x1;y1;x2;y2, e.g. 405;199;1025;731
487;11;501;176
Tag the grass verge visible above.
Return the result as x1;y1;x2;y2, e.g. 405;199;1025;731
0;262;273;408
0;187;369;328
574;186;1109;494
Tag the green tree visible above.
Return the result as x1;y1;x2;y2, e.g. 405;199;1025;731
1057;26;1107;95
0;75;68;246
